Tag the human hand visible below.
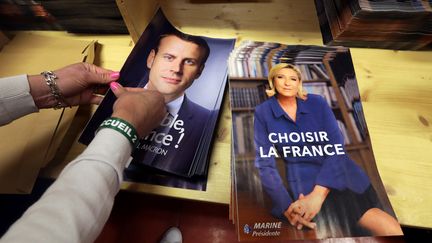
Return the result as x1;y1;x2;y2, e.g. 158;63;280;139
285;194;319;230
284;199;317;230
110;82;166;138
29;63;119;109
285;186;329;230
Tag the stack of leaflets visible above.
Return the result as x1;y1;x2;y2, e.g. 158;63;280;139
79;9;235;191
77;7;404;240
314;0;432;50
228;40;403;241
0;0;127;34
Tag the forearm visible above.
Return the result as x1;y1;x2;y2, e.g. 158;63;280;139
27;74;59;109
311;185;329;200
257;164;293;217
254;112;293;217
1;129;132;243
0;75;38;125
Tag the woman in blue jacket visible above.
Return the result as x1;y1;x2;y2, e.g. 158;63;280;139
253;63;402;236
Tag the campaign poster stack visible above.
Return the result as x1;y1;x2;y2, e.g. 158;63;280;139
228;41;402;241
314;0;432;50
79;9;235;191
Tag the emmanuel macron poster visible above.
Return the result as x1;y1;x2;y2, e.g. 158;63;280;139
79;9;235;190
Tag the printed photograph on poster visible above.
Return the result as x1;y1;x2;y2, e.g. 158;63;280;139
79;9;235;191
229;41;403;240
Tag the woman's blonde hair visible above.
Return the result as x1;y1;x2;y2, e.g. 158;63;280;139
266;63;307;100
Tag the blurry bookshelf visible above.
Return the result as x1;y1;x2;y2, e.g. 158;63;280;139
229;42;372;169
314;0;432;50
0;0;128;34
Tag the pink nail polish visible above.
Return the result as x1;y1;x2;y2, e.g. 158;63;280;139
110;82;120;91
110;72;120;79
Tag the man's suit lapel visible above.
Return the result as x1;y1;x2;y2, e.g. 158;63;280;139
177;96;194;122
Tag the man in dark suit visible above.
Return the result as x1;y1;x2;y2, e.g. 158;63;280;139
131;32;212;177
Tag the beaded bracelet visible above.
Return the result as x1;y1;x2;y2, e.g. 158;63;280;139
41;71;66;109
98;117;139;147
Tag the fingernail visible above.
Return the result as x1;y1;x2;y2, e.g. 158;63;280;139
110;72;120;79
110;82;120;91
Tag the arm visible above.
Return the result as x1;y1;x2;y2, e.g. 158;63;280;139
0;74;38;125
288;96;371;229
255;109;318;229
0;129;131;243
286;97;340;229
1;83;166;243
314;96;348;189
0;63;118;126
253;109;293;219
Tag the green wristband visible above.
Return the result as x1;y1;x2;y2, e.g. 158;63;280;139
98;117;139;147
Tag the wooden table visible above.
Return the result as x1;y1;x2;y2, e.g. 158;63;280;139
28;0;432;227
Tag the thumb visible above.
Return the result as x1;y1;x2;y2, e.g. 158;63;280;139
299;193;305;199
110;82;126;97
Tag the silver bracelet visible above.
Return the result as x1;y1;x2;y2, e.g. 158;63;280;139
41;71;66;109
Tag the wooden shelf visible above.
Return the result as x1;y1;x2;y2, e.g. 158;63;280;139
345;143;369;151
231;107;255;112
303;78;330;83
229;77;267;82
235;154;255;162
230;77;330;83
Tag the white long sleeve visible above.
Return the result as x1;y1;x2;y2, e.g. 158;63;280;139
0;128;132;243
0;74;38;125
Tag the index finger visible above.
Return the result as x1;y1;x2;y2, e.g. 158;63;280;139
296;216;316;230
287;212;300;226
